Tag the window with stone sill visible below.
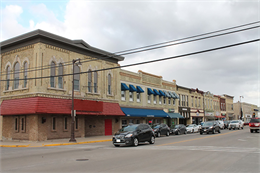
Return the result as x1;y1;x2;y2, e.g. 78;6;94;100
137;93;141;102
154;95;157;104
64;116;68;131
129;92;133;102
75;117;79;130
14;116;19;133
52;117;56;131
20;116;26;133
121;91;126;101
159;96;162;104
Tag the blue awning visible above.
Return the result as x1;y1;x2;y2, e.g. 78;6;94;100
121;83;129;91
136;86;144;93
159;90;165;97
168;113;184;119
169;92;176;98
147;88;154;95
129;84;137;92
153;89;160;95
121;107;169;118
173;92;179;99
164;91;171;97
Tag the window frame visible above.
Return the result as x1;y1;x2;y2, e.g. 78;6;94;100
20;116;26;133
24;62;28;88
108;74;111;95
50;61;55;88
88;70;92;93
52;116;57;131
14;62;20;89
6;66;10;90
74;64;80;91
58;63;63;89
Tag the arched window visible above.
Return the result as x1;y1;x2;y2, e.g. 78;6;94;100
24;62;28;87
108;74;111;94
94;71;98;93
58;63;63;89
14;62;20;89
74;64;80;90
88;70;92;92
50;62;55;87
6;66;10;90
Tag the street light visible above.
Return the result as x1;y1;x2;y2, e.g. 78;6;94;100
69;59;81;142
240;96;244;120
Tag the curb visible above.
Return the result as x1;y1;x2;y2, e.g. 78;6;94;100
0;139;112;148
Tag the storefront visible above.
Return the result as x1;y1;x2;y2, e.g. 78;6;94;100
178;107;190;125
120;107;169;128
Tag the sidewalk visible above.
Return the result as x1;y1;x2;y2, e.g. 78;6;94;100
0;135;113;147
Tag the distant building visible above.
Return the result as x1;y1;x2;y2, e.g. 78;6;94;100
233;102;258;123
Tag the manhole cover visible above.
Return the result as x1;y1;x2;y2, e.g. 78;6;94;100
76;159;89;161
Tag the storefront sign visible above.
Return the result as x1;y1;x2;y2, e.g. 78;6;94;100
147;115;154;117
182;108;187;111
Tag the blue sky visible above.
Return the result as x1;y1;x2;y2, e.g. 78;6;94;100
1;0;259;107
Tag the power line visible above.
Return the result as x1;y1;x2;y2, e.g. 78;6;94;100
2;38;259;82
1;21;259;76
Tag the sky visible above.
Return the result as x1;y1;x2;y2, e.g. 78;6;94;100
1;0;259;107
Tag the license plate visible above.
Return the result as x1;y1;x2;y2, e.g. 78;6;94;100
116;139;120;142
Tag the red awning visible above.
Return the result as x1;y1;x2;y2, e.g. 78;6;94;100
0;97;124;116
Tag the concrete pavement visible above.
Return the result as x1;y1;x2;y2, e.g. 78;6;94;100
0;135;113;147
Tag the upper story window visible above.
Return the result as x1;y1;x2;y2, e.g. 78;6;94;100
74;64;80;91
24;62;28;88
186;96;189;107
108;74;111;94
94;72;98;93
168;97;171;105
148;95;151;104
154;95;157;104
137;93;141;102
50;61;55;88
129;92;133;101
14;62;20;89
173;99;175;105
159;96;162;104
6;66;10;90
191;97;194;107
163;97;166;105
121;91;126;101
58;63;63;89
88;70;92;92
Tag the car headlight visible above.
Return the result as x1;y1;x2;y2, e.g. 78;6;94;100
209;126;213;129
125;134;133;138
154;129;158;131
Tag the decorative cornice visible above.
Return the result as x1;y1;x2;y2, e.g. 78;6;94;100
120;72;141;80
1;44;34;56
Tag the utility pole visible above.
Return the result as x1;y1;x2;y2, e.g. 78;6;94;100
239;96;244;120
69;59;81;142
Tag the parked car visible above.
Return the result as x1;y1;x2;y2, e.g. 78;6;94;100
228;120;244;130
224;120;230;129
249;117;260;133
217;120;224;129
112;124;155;147
170;124;187;135
200;121;221;134
152;123;170;137
186;124;199;133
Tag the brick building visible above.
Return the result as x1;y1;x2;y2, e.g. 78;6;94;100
0;30;125;141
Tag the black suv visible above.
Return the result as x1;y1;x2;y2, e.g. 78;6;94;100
151;123;170;137
113;124;155;147
170;124;187;135
200;121;221;134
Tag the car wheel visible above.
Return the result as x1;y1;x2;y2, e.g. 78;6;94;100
212;129;215;134
192;129;194;133
166;131;170;136
241;126;244;129
177;131;180;135
233;128;235;130
149;136;155;144
250;129;254;133
133;138;139;147
157;132;161;137
218;129;221;133
229;128;231;130
114;144;120;147
200;132;203;135
184;130;187;134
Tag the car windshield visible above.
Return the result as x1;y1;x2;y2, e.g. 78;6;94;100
120;125;138;132
231;120;239;123
250;118;260;123
152;125;160;129
174;125;180;128
203;122;213;126
187;125;193;127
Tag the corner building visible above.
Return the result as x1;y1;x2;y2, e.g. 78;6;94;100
0;30;125;141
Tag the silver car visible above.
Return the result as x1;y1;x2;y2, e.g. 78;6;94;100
228;120;244;130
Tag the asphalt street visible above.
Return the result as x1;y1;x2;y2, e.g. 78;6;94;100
1;127;259;173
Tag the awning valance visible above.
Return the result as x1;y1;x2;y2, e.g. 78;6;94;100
164;91;171;97
168;113;185;119
121;83;129;91
121;107;169;118
159;90;165;97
